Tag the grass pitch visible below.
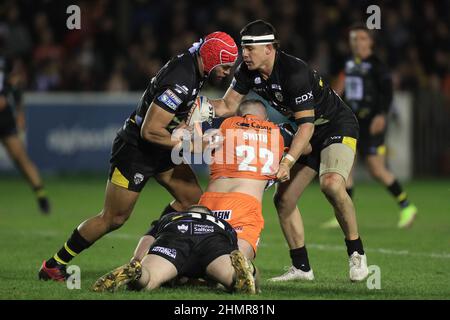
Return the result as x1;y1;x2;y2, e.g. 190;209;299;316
0;175;449;300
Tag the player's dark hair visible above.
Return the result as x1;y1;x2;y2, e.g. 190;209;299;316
240;20;279;49
349;23;375;40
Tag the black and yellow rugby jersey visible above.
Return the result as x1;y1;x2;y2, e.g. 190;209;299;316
231;50;352;126
343;54;393;121
119;51;206;146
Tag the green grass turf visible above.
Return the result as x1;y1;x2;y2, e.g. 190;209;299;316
0;175;449;299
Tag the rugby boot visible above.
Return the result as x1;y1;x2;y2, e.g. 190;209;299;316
38;260;67;282
349;252;369;282
398;204;417;228
92;260;142;293
230;250;256;294
268;265;315;282
37;196;51;214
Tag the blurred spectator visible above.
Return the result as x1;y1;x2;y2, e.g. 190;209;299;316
0;0;447;94
2;3;32;58
33;29;63;65
106;55;129;91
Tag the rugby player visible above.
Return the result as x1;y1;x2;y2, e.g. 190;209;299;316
322;24;417;229
132;100;307;263
0;53;50;214
92;205;257;294
38;32;238;281
211;20;369;281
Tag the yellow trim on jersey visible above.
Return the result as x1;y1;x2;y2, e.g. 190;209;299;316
377;145;386;156
397;192;407;202
111;167;129;189
319;78;324;87
53;254;68;265
342;136;357;152
64;243;77;257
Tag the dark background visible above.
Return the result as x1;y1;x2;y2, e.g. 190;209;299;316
0;0;449;176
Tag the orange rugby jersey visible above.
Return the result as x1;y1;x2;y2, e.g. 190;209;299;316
203;115;285;180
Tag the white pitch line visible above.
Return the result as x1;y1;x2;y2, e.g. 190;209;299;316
18;229;450;260
307;243;450;259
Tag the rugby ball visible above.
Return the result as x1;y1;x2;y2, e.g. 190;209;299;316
186;96;215;126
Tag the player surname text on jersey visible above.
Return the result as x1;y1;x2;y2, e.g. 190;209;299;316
243;131;268;143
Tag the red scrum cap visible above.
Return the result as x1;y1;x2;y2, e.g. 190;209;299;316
199;32;238;74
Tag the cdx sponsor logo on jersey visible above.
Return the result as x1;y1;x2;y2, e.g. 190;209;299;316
295;91;313;104
212;210;232;220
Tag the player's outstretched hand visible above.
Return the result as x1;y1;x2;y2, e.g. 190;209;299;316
276;163;291;183
277;154;296;183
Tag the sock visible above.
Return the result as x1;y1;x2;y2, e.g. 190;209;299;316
290;246;311;272
33;186;47;199
34;186;51;213
46;229;92;268
346;187;353;199
387;180;410;208
345;237;365;256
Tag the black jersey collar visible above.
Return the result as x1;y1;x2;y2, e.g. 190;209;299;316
354;53;374;64
271;50;281;76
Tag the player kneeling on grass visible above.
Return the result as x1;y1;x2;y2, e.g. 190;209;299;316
132;100;310;263
92;205;257;294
